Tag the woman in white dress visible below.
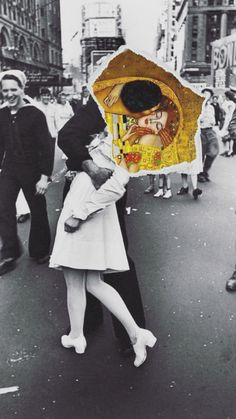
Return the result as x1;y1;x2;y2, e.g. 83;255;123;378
55;92;74;131
50;136;156;367
176;131;203;200
218;91;235;157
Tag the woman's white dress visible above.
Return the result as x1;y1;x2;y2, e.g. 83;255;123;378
50;166;130;273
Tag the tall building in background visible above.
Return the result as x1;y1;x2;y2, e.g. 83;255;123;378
174;0;188;75
0;0;63;95
180;0;236;85
80;2;125;82
156;0;180;70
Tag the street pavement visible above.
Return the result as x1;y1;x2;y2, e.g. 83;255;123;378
0;150;236;419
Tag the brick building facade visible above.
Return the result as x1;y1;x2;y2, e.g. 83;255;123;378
0;0;63;93
180;0;236;84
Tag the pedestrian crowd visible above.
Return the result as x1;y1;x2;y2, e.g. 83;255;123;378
143;86;236;202
0;68;236;372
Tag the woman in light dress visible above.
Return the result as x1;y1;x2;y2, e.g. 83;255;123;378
218;91;235;157
56;92;74;131
50;135;156;367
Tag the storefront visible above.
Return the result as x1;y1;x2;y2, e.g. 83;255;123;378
212;33;236;88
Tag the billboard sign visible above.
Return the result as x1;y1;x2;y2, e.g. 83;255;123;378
90;50;114;74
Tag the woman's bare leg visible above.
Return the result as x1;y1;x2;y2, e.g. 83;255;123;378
190;174;197;190
86;270;139;342
63;268;86;338
181;174;188;188
86;270;156;366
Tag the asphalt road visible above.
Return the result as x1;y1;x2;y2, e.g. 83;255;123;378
0;151;236;419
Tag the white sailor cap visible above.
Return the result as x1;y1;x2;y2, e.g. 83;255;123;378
229;85;236;93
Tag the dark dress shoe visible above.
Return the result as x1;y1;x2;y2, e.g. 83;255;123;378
17;213;30;223
144;185;154;194
226;271;236;291
177;187;189;195
192;188;202;200
35;255;50;265
0;258;16;276
197;173;206;183
203;172;210;182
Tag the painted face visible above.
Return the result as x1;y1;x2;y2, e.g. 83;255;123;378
1;79;24;111
137;110;168;134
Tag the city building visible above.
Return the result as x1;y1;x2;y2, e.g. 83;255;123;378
212;32;236;88
180;0;236;85
156;0;181;70
80;2;125;82
0;0;63;95
174;0;188;75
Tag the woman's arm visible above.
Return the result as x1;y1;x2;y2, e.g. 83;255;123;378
64;163;129;232
103;83;124;107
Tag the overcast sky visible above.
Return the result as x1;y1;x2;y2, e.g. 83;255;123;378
60;0;165;64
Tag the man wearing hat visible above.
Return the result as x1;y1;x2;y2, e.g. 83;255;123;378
198;87;219;183
0;70;53;275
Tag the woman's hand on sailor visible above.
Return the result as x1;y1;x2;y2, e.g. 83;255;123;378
64;216;81;233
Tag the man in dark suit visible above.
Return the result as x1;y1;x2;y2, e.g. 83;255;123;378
0;70;53;275
58;80;162;353
70;85;90;114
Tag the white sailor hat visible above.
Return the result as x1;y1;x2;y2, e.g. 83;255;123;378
229;85;236;93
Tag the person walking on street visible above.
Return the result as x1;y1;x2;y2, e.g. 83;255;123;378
0;70;53;275
219;91;235;157
198;88;219;183
226;85;236;156
37;88;58;161
55;92;74;131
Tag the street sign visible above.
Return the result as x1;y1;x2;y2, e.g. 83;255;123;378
26;74;60;86
90;50;114;73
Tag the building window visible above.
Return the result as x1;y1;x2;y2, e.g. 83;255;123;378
216;0;222;4
208;0;214;5
193;16;198;26
206;12;220;62
205;44;211;63
193;0;199;5
3;2;7;15
229;0;235;5
40;7;44;17
227;12;236;34
41;28;45;38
